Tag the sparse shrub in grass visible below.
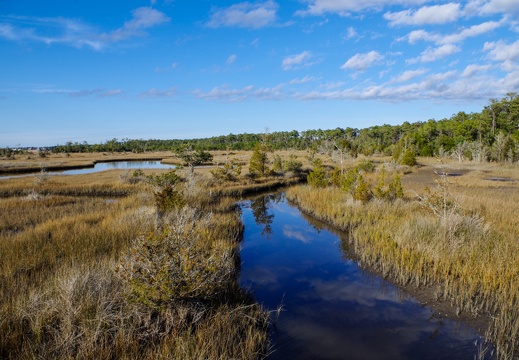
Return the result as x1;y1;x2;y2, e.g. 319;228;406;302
283;154;302;173
271;154;283;173
307;158;327;188
154;185;185;217
373;166;404;201
118;206;235;311
330;167;342;187
211;160;242;182
357;158;375;172
146;169;181;188
401;148;417;166
120;168;146;184
353;174;372;203
340;167;373;203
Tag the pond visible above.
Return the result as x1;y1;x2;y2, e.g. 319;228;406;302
0;160;174;179
239;193;491;360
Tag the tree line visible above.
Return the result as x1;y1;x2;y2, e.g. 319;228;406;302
15;93;519;163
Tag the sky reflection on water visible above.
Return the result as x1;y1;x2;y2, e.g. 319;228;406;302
239;193;485;360
0;160;173;179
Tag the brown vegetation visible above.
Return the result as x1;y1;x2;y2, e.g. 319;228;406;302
0;154;286;359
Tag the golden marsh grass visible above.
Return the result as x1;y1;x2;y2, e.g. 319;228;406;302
0;161;272;359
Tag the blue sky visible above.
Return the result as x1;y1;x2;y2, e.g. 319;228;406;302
1;0;518;147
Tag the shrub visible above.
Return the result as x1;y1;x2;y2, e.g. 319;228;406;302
307;159;327;188
118;207;234;310
357;158;375;172
249;144;269;177
283;154;302;173
401;149;417;166
211;161;242;182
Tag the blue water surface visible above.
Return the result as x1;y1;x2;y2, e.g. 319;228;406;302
239;193;490;360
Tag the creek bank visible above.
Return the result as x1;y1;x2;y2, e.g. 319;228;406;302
284;195;491;340
284;188;496;350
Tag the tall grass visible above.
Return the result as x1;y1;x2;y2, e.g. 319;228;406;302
0;169;270;359
286;176;519;358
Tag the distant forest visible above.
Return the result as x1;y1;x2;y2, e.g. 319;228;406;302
9;93;519;163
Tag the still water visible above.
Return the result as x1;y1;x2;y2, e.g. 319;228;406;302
0;161;173;179
239;193;488;360
58;160;173;175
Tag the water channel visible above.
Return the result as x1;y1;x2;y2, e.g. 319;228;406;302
239;193;489;360
0;160;174;179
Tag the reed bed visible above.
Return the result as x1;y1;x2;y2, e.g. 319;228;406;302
0;168;270;359
286;164;519;358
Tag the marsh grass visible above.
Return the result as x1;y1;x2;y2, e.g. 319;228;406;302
1;166;270;359
287;161;519;358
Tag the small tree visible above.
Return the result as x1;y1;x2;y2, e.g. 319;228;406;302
401;148;417;166
174;146;213;174
249;144;269;177
307;159;327;188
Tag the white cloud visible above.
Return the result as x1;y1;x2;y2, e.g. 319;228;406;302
405;29;441;44
345;26;359;40
103;7;169;42
206;1;278;28
341;51;384;71
139;88;176;98
289;75;319;84
439;20;503;44
390;69;428;83
296;0;428;16
404;20;503;46
194;85;255;101
384;3;461;26
462;64;492;77
282;51;315;70
484;39;519;70
0;8;169;50
408;44;461;63
466;0;519;17
226;54;237;65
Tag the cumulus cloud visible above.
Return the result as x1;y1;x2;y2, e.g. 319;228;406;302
384;3;461;26
206;1;278;28
462;64;492;77
296;0;428;16
341;51;384;71
408;44;461;63
282;51;315;70
0;7;169;50
439;20;503;44
484;39;519;70
390;69;429;83
466;0;519;17
403;20;503;46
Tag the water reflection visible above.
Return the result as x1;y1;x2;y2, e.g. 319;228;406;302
248;193;282;238
239;193;486;360
0;160;173;179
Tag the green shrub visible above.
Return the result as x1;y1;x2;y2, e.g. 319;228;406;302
357;159;375;172
401;149;417;166
118;207;234;310
249;145;269;177
307;159;327;188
